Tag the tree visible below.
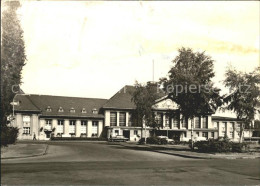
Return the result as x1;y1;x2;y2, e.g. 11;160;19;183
161;47;222;148
223;67;260;142
131;81;162;138
1;1;26;126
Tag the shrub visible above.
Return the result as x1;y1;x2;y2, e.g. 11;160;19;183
146;136;159;144
231;142;249;153
158;138;168;145
1;126;19;147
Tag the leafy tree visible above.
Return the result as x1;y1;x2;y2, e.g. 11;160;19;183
161;47;222;148
223;67;260;142
131;81;162;137
1;1;26;126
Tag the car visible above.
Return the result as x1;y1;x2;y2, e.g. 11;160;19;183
109;135;129;142
157;136;174;144
194;136;207;142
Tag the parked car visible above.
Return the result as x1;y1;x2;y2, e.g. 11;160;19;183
194;136;207;142
157;136;174;144
109;135;129;142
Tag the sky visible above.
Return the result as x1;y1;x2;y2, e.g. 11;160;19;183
8;1;260;99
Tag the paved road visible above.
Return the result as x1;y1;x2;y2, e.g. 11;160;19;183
1;142;260;185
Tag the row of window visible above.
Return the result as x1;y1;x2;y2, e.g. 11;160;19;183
109;112;209;129
46;106;98;114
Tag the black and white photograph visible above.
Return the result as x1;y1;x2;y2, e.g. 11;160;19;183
1;0;260;185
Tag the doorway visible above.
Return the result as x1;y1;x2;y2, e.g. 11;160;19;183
123;130;130;140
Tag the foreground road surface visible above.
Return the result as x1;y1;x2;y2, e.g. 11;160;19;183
1;142;260;185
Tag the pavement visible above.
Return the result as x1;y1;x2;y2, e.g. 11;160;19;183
120;142;260;159
2;141;260;185
1;142;48;159
1;140;259;160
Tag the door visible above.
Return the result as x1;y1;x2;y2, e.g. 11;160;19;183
123;130;130;140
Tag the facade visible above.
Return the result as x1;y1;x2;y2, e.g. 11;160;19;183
11;85;244;142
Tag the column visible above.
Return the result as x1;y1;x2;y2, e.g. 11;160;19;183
207;116;212;128
52;119;58;137
98;120;103;137
234;122;239;141
16;113;23;140
200;117;203;128
87;120;92;137
217;122;221;138
76;120;81;137
116;112;120;127
162;113;166;128
126;112;129;127
226;122;230;138
171;118;174;129
188;118;191;130
105;110;110;126
64;119;69;135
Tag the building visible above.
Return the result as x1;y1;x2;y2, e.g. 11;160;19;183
11;85;244;142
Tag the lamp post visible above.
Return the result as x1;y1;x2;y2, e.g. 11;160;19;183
10;93;28;125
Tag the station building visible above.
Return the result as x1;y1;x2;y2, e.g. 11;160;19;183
12;85;245;142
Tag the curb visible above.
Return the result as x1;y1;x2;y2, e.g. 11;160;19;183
1;144;49;160
120;144;260;160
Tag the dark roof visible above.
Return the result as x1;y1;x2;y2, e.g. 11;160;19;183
102;85;136;109
14;94;107;118
102;85;166;110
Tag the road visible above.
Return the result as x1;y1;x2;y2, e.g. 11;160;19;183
1;141;260;185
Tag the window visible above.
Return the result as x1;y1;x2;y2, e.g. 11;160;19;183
202;132;208;139
211;132;215;138
81;108;87;113
110;112;117;126
81;120;87;134
194;117;200;128
165;115;170;128
119;112;126;126
92;108;98;114
213;122;218;129
134;130;138;135
155;113;163;127
202;116;208;128
173;117;179;128
23;127;30;134
92;121;98;137
69;120;76;134
57;120;64;134
58;107;64;112
46;106;52;112
181;118;187;128
183;132;187;137
196;132;199;137
45;119;52;131
115;130;119;136
70;107;75;113
23;115;30;126
230;131;234;138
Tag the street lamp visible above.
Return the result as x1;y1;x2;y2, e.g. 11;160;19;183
10;93;28;125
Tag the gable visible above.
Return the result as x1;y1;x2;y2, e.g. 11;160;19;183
153;98;178;110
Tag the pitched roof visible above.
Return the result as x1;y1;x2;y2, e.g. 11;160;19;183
102;85;136;109
103;85;166;110
14;94;107;118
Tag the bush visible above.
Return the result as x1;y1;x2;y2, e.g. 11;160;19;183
146;136;159;144
158;138;168;145
1;126;19;147
191;137;237;153
231;142;249;153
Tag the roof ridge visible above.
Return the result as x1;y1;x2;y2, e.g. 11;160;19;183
23;94;108;100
